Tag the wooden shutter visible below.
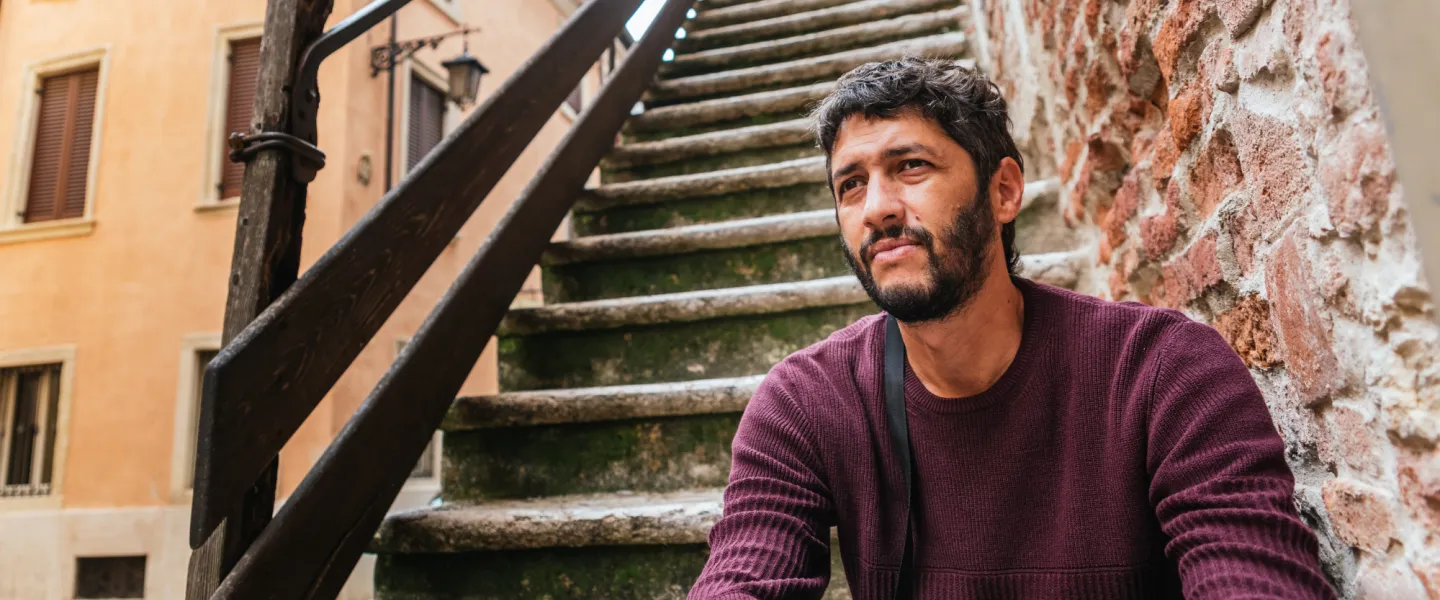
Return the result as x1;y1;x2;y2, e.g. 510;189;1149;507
220;37;262;199
407;76;445;171
24;68;99;223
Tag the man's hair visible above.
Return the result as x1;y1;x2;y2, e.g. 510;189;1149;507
810;57;1023;275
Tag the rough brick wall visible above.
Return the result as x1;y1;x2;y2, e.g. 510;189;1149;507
966;0;1440;595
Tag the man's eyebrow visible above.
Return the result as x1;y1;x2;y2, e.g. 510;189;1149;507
883;144;934;158
831;161;861;183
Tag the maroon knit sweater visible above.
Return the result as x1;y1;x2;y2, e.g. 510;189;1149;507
690;278;1333;599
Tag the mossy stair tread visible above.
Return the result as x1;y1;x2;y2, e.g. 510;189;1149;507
544;209;837;266
444;375;763;430
578;156;826;212
499;276;869;336
663;6;968;77
623;81;833;135
681;0;957;52
648;33;972;103
373;489;724;554
697;0;770;11
689;0;858;30
604;118;813;170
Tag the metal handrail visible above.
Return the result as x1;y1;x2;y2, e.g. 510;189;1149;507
193;0;696;596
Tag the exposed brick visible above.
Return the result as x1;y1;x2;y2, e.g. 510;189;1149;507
1327;405;1382;478
1084;61;1116;117
1213;0;1270;38
1414;560;1440;600
1398;450;1440;530
1200;41;1239;93
1188;129;1243;222
1152;124;1181;183
1319;118;1394;237
1213;294;1281;369
1140;211;1179;258
1322;479;1395;555
1152;0;1206;81
1265;230;1343;405
1230;110;1311;224
1168;88;1206;151
1316;30;1367;120
1106;171;1143;247
1061;139;1085;178
1154;232;1221;307
1222;205;1258;276
1358;560;1429;600
1084;0;1103;37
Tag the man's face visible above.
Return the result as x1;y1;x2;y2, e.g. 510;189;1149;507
829;110;998;323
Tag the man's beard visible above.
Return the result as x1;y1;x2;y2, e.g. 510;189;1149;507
841;187;996;323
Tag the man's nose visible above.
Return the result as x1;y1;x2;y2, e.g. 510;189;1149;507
861;176;904;232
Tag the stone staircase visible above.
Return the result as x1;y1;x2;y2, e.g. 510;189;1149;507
370;0;1083;597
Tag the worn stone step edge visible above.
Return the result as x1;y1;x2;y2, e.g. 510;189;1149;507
544;209;836;266
552;179;1058;266
682;0;956;52
576;156;826;213
649;33;971;102
625;81;834;135
444;375;763;430
1019;248;1089;291
372;489;723;554
499;275;868;336
699;0;768;11
605;118;813;170
690;0;856;30
665;6;967;78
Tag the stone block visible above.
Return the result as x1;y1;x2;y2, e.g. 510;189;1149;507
1318;118;1394;237
1321;478;1395;555
1167;87;1207;151
1140;211;1180;258
1212;294;1281;369
1230;109;1312;225
1153;0;1207;80
1265;230;1343;405
1154;231;1221;307
1188;129;1244;222
1213;0;1271;38
1316;29;1368;120
1357;559;1429;600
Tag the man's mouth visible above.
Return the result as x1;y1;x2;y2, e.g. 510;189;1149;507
866;238;921;265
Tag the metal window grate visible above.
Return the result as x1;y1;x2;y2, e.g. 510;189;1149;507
0;363;61;496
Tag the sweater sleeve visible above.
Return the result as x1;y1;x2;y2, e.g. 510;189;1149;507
1146;320;1335;599
688;370;834;600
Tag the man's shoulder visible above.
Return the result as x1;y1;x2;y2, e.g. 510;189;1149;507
1023;278;1195;344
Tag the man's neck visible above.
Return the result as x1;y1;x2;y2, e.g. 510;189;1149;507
898;265;1025;399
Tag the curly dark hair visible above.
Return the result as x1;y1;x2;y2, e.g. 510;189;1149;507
810;57;1024;274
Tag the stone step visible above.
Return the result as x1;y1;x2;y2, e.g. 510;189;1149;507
604;118;812;171
648;33;971;104
689;0;856;31
664;6;967;78
624;81;832;138
374;489;722;554
445;375;763;430
577;156;827;213
498;278;873;391
501;275;866;336
542;210;845;302
678;0;957;54
698;0;770;11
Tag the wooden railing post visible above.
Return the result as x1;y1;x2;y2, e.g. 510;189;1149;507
185;0;333;597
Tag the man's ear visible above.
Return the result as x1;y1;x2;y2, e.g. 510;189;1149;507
990;157;1025;225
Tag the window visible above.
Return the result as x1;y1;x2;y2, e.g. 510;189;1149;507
407;74;446;172
219;37;261;200
22;68;99;224
75;555;146;598
0;364;62;497
171;335;219;500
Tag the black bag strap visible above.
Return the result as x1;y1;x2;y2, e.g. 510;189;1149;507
884;315;914;599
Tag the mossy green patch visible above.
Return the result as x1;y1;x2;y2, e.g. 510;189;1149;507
626;110;810;143
375;544;710;599
572;184;833;237
442;414;739;501
543;236;849;303
603;145;820;184
498;302;875;391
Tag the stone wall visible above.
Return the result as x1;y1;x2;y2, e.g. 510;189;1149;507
967;0;1440;595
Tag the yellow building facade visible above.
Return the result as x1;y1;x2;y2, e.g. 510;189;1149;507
0;0;593;596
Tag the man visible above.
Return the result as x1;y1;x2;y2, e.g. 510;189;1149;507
688;58;1333;599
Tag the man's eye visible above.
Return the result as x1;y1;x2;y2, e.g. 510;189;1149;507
900;159;929;171
839;179;862;192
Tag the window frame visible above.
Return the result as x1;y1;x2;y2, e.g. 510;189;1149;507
169;333;221;503
1;47;110;245
198;22;265;212
0;345;76;510
393;58;458;183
